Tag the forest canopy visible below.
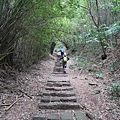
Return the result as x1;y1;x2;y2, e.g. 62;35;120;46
0;0;120;70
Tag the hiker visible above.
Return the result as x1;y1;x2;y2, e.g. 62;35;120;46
62;53;69;73
58;47;65;57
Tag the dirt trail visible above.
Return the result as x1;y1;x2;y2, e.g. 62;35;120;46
0;55;119;120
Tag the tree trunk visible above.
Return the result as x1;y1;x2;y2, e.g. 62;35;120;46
50;42;56;54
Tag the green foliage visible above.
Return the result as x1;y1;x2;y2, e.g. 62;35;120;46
96;72;103;79
109;83;120;97
69;65;76;69
105;21;120;36
54;41;65;51
1;0;120;71
112;0;120;13
109;62;120;73
103;81;107;85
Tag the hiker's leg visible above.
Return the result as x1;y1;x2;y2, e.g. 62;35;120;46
61;52;64;57
63;62;67;73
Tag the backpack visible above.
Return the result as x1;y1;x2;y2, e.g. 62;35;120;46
63;57;67;62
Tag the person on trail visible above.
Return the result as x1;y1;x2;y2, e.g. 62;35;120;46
62;53;69;73
59;47;65;57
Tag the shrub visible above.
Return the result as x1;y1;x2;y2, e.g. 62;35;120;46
109;83;120;97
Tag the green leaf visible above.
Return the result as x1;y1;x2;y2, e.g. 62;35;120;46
96;72;103;79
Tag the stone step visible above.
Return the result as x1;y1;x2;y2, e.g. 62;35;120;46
43;91;75;97
74;111;87;120
33;111;88;120
45;86;73;91
38;103;80;110
55;61;62;65
51;74;68;77
51;72;67;74
46;81;71;87
53;67;63;72
48;80;70;83
33;113;60;120
47;79;70;82
55;63;62;67
41;96;77;102
60;112;74;120
33;114;46;120
47;114;60;120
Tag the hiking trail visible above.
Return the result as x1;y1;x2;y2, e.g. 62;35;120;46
33;54;87;120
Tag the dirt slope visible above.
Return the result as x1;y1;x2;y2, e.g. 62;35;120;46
0;55;119;120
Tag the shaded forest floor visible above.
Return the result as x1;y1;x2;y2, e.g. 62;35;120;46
0;54;120;120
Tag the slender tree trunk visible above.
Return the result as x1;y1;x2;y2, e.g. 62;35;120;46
88;0;107;59
50;42;56;54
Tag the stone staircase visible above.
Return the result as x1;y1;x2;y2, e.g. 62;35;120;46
33;55;88;120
